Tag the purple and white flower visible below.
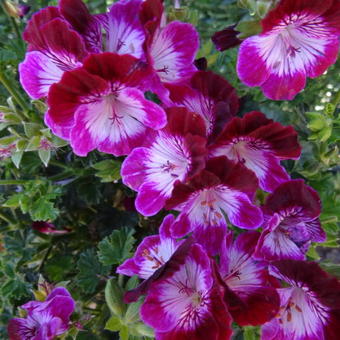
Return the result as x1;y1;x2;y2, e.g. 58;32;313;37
237;0;340;100
122;107;207;216
140;243;233;340
165;156;263;254
8;287;75;340
46;52;166;156
210;111;301;192
262;260;340;340
254;179;326;261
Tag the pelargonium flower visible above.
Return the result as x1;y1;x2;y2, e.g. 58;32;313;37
166;70;239;141
141;243;233;340
210;111;301;192
121;107;207;216
8;287;75;340
254;179;326;261
237;0;340;100
140;0;199;103
261;260;340;340
165;156;263;254
19;0;146;99
46;52;166;156
117;214;183;279
218;232;280;326
20;6;87;99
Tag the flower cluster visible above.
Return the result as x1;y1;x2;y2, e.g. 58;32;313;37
8;287;75;340
13;0;340;339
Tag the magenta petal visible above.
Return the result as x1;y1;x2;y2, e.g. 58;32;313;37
170;213;194;239
19;51;64;99
219;191;263;229
307;37;339;78
237;36;270;87
261;71;306;101
120;88;166;130
121;147;150;191
104;0;145;58
193;221;227;256
255;228;305;261
135;182;167;216
150;21;199;84
44;110;72;141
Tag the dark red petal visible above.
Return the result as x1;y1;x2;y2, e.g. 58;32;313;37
82;52;150;86
264;179;321;219
223;285;280;326
59;0;92;35
261;0;333;32
23;6;61;48
47;68;107;125
38;18;87;61
212;25;242;52
270;260;340;312
165;107;207;137
215;111;301;159
185;134;207;177
206;156;259;199
165;171;221;209
140;0;163;37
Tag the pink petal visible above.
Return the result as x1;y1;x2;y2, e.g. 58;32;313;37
149;21;199;84
104;0;145;58
19;51;64;99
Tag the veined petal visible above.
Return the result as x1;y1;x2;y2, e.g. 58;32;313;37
19;51;64;99
59;0;102;52
262;260;340;340
103;0;145;58
70;87;164;156
237;3;340;100
121;147;151;191
141;244;232;339
212;143;290;192
237;36;271;87
150;21;199;84
254;228;305;261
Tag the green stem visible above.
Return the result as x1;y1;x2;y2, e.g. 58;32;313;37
331;90;340;108
0;211;15;225
0;71;30;115
118;274;124;287
38;242;54;272
0;179;28;185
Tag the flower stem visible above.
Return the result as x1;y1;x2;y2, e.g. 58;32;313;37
0;70;30;115
0;179;27;185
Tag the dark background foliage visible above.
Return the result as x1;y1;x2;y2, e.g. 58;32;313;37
0;0;339;339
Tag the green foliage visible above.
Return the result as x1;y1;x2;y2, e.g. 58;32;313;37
98;228;136;266
77;249;110;294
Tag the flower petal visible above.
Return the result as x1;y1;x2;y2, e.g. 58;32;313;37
150;21;199;84
103;0;145;58
19;51;64;99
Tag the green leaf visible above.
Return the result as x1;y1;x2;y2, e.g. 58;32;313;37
105;278;126;317
23;123;41;138
92;159;121;183
105;316;123;332
26;136;41;151
77;249;110;293
11;151;24;169
30;198;58;221
98;228;136;266
38;149;51;167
